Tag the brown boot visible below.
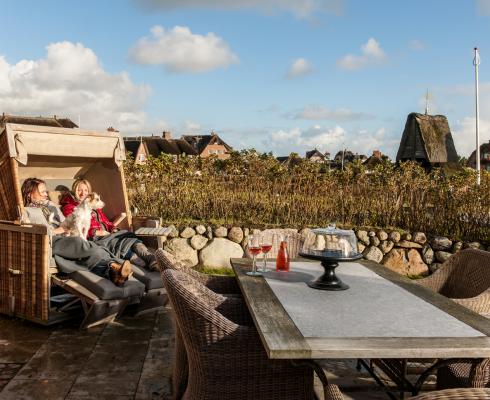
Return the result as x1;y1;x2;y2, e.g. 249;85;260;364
109;260;133;287
132;243;158;271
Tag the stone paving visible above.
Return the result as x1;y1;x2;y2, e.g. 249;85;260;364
0;307;433;400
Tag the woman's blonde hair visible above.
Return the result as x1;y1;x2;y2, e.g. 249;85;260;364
72;179;92;200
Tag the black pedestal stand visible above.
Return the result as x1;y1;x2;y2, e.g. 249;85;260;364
299;251;363;291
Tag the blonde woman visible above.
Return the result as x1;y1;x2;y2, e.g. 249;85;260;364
60;179;157;270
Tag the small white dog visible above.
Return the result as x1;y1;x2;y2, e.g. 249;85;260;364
62;192;105;240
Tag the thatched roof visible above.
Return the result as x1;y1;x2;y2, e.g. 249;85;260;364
396;113;458;164
123;138;143;158
467;140;490;169
0;114;78;129
305;149;326;161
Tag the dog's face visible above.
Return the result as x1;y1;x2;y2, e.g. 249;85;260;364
84;192;105;210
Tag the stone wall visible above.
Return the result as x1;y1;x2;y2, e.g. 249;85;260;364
155;224;489;276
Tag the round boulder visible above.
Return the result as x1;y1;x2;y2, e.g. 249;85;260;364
195;225;206;235
370;236;381;247
363;246;383;263
407;249;429;276
382;248;408;275
180;227;196;239
388;231;401;243
421;245;434;265
190;235;208;250
377;230;388;241
435;251;452;263
413;232;427;245
379;240;394;254
199;238;244;269
431;236;452;251
357;230;370;246
228;227;244;243
164;238;198;267
214;226;228;238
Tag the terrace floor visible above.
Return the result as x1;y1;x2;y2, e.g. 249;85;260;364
0;307;433;400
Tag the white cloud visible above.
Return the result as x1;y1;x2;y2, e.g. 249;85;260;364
182;120;202;133
290;105;374;121
337;38;387;71
477;0;490;15
269;124;400;157
285;58;313;78
129;25;239;73
409;39;425;51
270;125;346;154
135;0;344;18
0;41;158;134
453;118;490;158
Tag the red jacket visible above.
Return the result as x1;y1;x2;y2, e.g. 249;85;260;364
59;193;115;239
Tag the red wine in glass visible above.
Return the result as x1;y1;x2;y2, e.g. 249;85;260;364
249;246;262;256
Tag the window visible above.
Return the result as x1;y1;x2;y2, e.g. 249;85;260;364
138;153;146;162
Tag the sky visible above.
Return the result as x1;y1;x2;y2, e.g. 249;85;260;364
0;0;489;159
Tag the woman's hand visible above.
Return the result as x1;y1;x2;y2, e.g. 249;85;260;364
53;226;66;235
96;229;110;237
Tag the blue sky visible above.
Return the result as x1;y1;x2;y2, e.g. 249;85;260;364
0;0;489;158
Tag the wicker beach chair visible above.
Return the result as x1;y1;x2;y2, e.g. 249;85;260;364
0;123;162;327
162;268;315;400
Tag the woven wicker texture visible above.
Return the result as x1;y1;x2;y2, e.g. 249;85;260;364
155;248;241;295
375;249;490;393
408;387;490;399
156;248;247;399
438;359;490;390
0;132;21;221
416;249;490;314
162;268;314;400
0;228;50;320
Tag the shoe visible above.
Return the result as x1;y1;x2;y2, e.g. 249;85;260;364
132;243;158;271
129;254;146;268
109;260;133;287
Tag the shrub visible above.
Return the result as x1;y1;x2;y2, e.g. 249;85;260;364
124;151;490;243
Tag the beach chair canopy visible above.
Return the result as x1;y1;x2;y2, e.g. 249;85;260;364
0;123;131;228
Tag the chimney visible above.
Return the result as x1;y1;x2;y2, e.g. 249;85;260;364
162;131;172;140
107;126;119;132
373;150;382;159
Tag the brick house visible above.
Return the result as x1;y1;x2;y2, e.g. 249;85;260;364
181;131;232;159
467;140;490;172
124;132;198;164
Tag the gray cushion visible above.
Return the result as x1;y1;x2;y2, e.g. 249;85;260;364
131;265;164;290
70;270;145;300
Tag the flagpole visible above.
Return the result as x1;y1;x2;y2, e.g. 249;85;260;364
473;47;481;186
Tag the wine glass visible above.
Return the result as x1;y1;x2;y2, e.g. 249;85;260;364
260;235;273;272
246;234;263;276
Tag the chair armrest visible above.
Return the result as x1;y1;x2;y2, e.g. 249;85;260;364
452;288;490;315
0;221;49;235
415;269;447;292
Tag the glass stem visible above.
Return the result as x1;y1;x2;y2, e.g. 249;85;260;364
252;255;256;273
263;253;267;271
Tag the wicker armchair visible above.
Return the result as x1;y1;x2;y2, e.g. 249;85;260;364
162;268;315;400
408;388;490;399
156;248;248;399
416;249;490;314
367;250;490;394
155;248;240;295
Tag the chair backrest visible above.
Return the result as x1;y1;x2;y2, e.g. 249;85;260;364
439;249;490;298
162;269;238;346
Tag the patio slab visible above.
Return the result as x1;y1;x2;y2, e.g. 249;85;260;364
0;306;432;400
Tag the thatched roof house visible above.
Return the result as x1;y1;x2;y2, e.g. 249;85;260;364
396;113;458;166
467;140;490;172
0;114;78;129
181;132;232;159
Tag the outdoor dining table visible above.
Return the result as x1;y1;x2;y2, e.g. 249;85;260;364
230;258;490;397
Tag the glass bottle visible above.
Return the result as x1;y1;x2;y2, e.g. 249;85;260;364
276;235;290;272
